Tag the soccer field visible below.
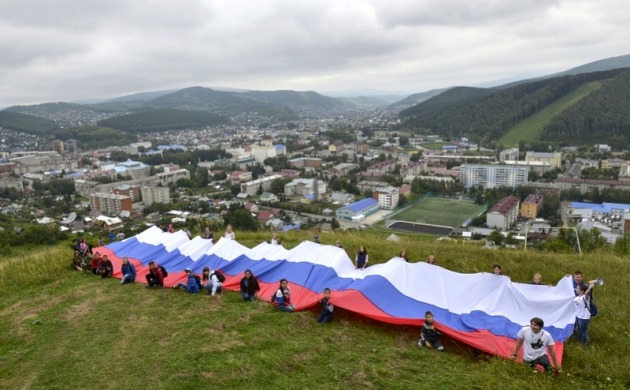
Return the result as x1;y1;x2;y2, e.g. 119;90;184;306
393;198;485;227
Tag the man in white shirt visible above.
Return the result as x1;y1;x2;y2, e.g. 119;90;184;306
511;317;561;372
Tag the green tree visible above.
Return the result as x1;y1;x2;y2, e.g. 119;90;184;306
487;230;504;245
270;178;291;195
223;208;259;231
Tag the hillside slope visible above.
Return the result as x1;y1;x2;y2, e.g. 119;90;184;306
0;111;59;135
542;69;630;145
97;108;230;133
499;81;603;147
399;68;627;144
0;233;627;388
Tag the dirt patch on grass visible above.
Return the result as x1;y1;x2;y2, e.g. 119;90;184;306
61;293;107;323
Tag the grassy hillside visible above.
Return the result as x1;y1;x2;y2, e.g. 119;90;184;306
542;69;630;144
499;82;602;147
1;231;628;389
399;68;626;144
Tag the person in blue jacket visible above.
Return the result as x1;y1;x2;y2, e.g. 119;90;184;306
120;257;136;285
173;268;200;294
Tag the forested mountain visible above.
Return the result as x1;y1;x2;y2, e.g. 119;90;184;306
388;88;448;110
0;111;59;134
542;69;630;145
399;68;629;144
101;90;177;104
552;54;630;77
242;90;352;112
97;108;229;133
4;102;86;116
399;87;493;116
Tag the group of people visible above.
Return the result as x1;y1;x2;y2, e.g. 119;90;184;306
73;228;600;374
71;244;116;279
354;246;438;270
509;270;599;373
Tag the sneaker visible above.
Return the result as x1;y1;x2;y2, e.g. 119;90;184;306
417;340;423;347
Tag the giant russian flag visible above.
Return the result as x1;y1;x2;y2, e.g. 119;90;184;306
97;226;575;362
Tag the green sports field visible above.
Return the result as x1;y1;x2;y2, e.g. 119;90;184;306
393;197;485;227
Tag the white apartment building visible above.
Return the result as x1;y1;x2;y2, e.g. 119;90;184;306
284;178;328;200
525;152;562;169
240;174;283;197
460;164;528;189
155;168;190;186
499;148;520;162
141;186;171;206
252;144;277;163
373;186;399;210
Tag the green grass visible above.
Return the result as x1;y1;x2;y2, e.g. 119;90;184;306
499;82;602;147
391;198;485;227
1;232;629;389
420;142;450;150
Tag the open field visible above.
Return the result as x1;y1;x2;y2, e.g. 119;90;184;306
1;232;629;389
387;221;453;235
391;197;486;228
499;81;602;147
419;142;450;150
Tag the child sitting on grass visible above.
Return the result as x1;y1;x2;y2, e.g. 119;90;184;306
172;268;200;294
316;288;334;323
418;311;444;351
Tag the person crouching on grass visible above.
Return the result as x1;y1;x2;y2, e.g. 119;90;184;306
172;268;200;294
511;317;561;373
418;311;444;351
120;257;136;285
97;255;113;278
316;288;334;323
272;279;295;312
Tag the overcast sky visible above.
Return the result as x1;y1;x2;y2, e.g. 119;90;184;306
0;0;628;107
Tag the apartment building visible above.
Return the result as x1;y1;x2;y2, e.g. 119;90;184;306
460;164;528;189
486;196;520;231
520;194;543;219
373;186;399;210
90;193;132;215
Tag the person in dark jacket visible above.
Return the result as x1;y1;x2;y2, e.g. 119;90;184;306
173;268;200;294
146;261;166;288
120;257;136;285
240;269;260;302
355;246;368;270
204;227;214;243
316;288;334;323
418;311;444;351
97;255;114;278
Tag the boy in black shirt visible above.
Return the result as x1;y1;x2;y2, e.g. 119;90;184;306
418;311;444;351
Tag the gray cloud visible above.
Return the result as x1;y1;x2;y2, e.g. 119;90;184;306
0;0;628;107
